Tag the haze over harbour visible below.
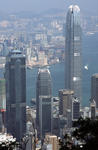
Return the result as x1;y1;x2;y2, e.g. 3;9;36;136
0;0;98;147
0;33;97;107
26;32;98;107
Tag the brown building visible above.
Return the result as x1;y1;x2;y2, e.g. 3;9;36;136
44;135;59;150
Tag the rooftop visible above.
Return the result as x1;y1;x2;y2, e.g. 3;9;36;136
59;89;74;95
38;68;50;74
69;5;80;13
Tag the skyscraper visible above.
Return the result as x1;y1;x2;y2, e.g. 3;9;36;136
72;97;80;122
65;5;82;102
91;74;98;108
5;50;26;141
36;68;52;138
0;79;6;132
43;135;59;150
0;79;6;111
39;95;52;138
59;89;74;128
59;89;74;117
90;99;96;119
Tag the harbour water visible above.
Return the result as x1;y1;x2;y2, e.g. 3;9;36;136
0;33;98;107
26;32;98;107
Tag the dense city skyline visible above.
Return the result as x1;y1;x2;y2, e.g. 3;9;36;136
0;0;97;149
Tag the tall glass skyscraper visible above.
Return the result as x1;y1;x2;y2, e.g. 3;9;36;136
65;5;82;102
39;95;52;138
91;74;98;108
36;68;52;138
0;79;6;132
5;50;26;142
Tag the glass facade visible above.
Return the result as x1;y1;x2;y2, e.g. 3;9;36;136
72;98;80;121
36;69;52;96
65;5;82;102
0;79;6;111
36;68;52;137
91;74;98;108
5;50;26;142
39;96;52;138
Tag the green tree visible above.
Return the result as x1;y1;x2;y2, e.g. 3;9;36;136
73;117;98;150
59;117;98;150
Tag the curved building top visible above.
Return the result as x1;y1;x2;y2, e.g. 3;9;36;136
37;68;51;83
67;5;81;26
38;68;51;75
37;68;52;96
68;5;80;13
7;49;25;58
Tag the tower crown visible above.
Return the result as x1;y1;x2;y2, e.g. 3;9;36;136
68;5;80;13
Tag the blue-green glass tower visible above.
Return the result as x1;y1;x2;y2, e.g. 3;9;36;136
36;68;52;138
65;5;82;102
5;50;26;142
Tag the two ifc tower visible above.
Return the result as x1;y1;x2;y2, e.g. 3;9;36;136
36;5;82;137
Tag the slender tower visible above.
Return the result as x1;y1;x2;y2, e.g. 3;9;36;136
5;50;26;141
65;5;82;102
36;68;52;138
91;74;98;108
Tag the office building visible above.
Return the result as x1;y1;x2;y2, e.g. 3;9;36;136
52;97;59;136
0;79;6;111
59;89;74;117
59;89;74;128
72;97;80;122
65;5;82;102
0;78;6;132
43;135;59;150
39;96;52;138
91;74;98;108
36;68;52;137
59;115;67;137
81;107;90;119
5;50;26;141
90;99;96;119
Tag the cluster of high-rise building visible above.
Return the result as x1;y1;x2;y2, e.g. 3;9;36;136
0;4;98;150
0;4;98;69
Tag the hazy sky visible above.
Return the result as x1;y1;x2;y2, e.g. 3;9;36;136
0;0;98;14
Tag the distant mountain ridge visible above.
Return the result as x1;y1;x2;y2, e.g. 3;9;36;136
0;8;97;21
